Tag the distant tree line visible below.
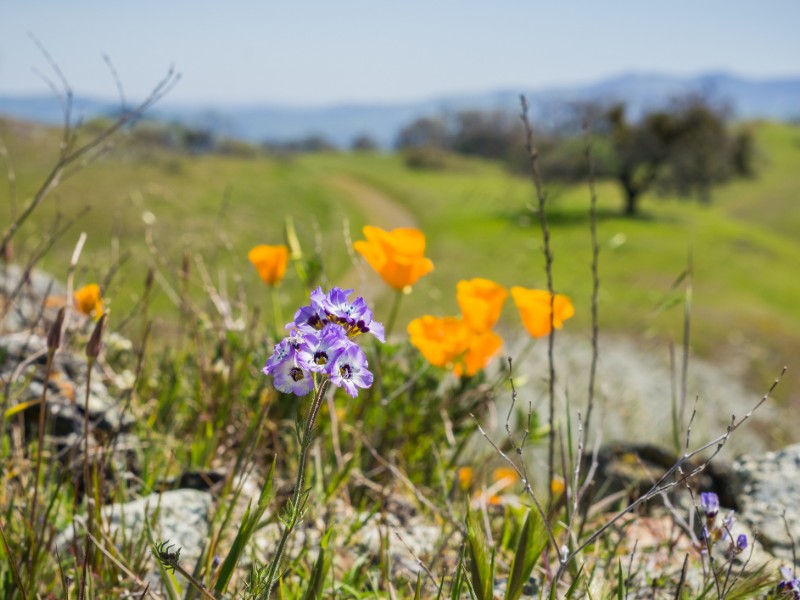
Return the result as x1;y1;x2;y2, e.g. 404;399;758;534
395;97;756;215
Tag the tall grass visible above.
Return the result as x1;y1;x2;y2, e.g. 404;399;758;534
0;75;794;599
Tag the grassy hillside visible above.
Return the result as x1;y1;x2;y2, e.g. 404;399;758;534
2;116;799;398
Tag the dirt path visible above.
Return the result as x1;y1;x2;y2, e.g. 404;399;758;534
326;175;417;229
324;175;419;293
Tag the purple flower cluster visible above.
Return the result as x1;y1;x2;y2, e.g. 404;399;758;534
778;566;800;598
263;287;383;397
697;491;748;558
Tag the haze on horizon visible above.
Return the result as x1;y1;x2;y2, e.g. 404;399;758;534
2;1;799;107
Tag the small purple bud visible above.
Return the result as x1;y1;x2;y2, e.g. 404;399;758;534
699;492;720;519
736;534;748;552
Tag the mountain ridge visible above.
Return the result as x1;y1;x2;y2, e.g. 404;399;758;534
2;71;799;147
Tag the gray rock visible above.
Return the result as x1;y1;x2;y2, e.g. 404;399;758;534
731;443;800;561
57;489;214;589
1;332;132;437
0;265;64;332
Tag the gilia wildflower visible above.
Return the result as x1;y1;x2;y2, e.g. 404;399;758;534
74;284;104;319
329;343;373;398
248;244;289;285
264;287;381;397
353;226;434;290
511;287;574;338
456;278;507;333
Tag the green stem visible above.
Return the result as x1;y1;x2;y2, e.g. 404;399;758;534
262;379;329;599
270;286;284;343
384;289;404;340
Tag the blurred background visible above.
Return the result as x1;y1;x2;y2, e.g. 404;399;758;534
2;1;799;449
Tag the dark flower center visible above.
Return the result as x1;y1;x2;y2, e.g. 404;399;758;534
314;351;328;365
339;364;353;379
290;367;304;382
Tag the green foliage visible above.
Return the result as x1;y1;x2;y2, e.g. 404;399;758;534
505;507;548;600
214;459;276;595
465;508;495;600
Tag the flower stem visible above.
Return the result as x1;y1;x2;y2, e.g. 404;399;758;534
384;289;404;339
262;378;329;599
269;286;284;343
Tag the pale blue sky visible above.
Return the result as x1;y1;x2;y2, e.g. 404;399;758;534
1;1;798;106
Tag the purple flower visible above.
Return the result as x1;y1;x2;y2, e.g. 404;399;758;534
289;287;328;333
777;566;800;597
700;492;720;519
297;325;348;373
263;334;302;376
735;534;748;552
318;287;385;342
328;342;373;398
270;356;314;396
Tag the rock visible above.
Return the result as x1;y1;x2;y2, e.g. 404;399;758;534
731;443;800;562
57;489;214;589
1;332;132;438
0;265;64;333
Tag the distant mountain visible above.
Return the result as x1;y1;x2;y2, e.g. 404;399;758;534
2;72;799;148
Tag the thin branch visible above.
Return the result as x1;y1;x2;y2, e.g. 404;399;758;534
582;116;601;436
519;95;558;499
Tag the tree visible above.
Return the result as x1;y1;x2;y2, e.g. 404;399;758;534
351;133;378;152
606;98;754;216
395;116;451;150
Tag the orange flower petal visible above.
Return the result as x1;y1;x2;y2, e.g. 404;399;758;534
355;226;434;290
407;315;470;368
457;278;508;333
511;287;574;338
74;284;104;319
454;330;503;377
248;245;289;285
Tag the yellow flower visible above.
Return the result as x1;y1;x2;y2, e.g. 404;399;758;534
407;315;470;369
73;284;104;319
511;287;575;338
456;278;508;333
492;466;520;489
248;245;289;285
551;477;566;496
457;467;474;490
454;330;503;377
353;226;434;290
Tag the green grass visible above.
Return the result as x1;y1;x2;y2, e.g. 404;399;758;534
4;117;800;392
0;115;794;598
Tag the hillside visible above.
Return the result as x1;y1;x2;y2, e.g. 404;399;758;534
2;116;799;412
2;71;800;147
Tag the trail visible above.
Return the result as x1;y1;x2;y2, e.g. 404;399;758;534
326;175;417;230
325;175;419;292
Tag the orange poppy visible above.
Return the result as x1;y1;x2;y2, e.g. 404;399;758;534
454;330;503;377
511;287;575;338
492;466;520;488
457;467;474;490
74;284;104;319
407;315;470;368
353;226;434;290
248;245;289;285
456;278;508;333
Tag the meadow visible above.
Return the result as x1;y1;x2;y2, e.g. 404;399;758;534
1;110;798;598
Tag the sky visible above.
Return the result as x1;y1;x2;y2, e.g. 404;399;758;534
1;1;799;107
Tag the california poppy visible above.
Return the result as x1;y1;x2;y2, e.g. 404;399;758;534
511;287;574;338
74;284;104;319
456;278;508;333
248;245;289;285
407;315;470;368
353;226;434;290
454;329;503;377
